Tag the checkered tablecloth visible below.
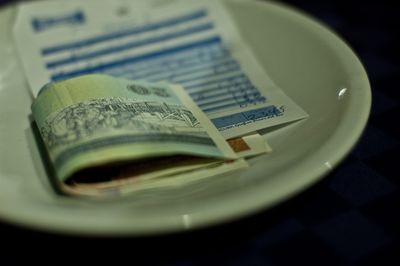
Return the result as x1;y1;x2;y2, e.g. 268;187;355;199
1;0;398;264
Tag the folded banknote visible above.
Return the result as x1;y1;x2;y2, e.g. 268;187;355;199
32;74;251;196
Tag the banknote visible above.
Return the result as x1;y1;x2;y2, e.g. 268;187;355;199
62;157;248;197
228;133;272;158
32;74;244;196
60;133;269;196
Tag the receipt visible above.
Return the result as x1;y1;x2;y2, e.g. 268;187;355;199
13;0;308;139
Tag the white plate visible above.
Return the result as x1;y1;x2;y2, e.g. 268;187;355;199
0;0;371;236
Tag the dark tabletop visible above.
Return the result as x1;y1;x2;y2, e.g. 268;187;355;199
1;0;399;264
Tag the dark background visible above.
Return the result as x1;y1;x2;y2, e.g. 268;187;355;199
1;0;399;264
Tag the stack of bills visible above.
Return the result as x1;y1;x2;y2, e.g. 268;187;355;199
14;0;308;196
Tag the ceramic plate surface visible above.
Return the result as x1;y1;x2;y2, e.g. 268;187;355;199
0;0;371;236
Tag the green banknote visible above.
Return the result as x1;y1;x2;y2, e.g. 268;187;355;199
32;74;242;196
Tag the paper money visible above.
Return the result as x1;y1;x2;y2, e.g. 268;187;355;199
228;133;272;158
62;157;248;197
32;74;245;195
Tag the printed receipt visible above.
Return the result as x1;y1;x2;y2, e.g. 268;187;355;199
13;0;308;139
